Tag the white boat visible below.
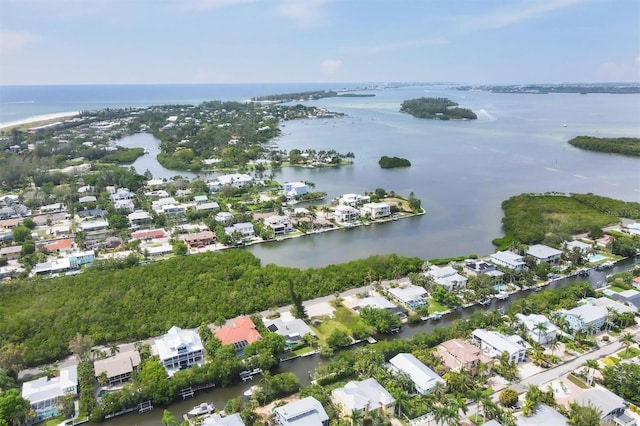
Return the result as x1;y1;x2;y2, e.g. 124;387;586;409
188;403;215;417
243;385;262;397
430;313;443;320
495;292;509;300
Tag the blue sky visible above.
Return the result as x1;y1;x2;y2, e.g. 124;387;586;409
1;0;638;85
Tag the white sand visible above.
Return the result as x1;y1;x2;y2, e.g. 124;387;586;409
0;111;80;130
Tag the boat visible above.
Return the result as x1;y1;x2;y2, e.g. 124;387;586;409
243;385;262;397
143;148;149;154
430;313;443;320
478;298;492;306
188;402;215;417
495;292;509;300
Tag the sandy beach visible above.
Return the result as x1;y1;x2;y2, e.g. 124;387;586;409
0;111;80;130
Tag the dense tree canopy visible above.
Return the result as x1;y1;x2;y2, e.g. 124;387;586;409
568;136;640;157
400;97;477;120
601;363;640;405
378;156;411;168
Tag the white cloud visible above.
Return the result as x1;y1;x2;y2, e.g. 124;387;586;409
321;59;343;75
187;0;257;10
343;38;449;55
277;0;328;27
0;31;38;54
460;0;590;32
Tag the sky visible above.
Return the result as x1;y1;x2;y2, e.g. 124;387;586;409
0;0;639;85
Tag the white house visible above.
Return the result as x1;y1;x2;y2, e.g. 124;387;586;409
526;244;562;265
210;173;253;189
489;251;527;272
388;353;445;395
94;350;141;386
263;315;316;346
224;222;255;239
273;396;329;426
110;188;134;201
360;202;391;219
515;313;559;345
282;182;308;199
331;378;395;415
564;240;592;255
427;265;468;291
574;389;636;426
463;259;505;282
22;365;78;422
333;205;359;223
215;212;234;225
558;304;608;332
154;326;204;374
114;199;135;212
128;210;152;226
337;193;370;207
264;215;294;236
388;285;427;309
472;329;527;363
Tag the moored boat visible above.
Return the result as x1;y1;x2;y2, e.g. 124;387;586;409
188;402;215;417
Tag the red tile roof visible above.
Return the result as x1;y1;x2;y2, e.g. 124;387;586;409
214;316;262;346
43;238;73;251
131;229;166;239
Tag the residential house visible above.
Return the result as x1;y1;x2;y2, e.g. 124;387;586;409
195;201;220;212
282;182;308;200
0;245;22;261
154;326;204;373
214;316;262;353
558;304;608;332
209;173;253;189
33;258;74;276
463;259;505;282
182;230;216;249
263;315;316;346
388;353;445;395
436;338;493;375
360;202;391;219
68;250;95;267
151;197;178;213
215;212;234;225
574;389;636;426
273;396;329;426
0;217;23;229
526;244;563;265
596;235;614;248
489;251;527;272
388;285;427;309
633;276;640;290
515;313;559;345
21;365;78;422
114;199;135;212
337;193;370;207
331;378;395;415
516;403;568;426
472;329;527;363
94;350;141;386
564;240;592;255
427;265;468;291
79;219;109;232
131;228;166;240
611;289;640;309
146;179;166;189
159;204;186;217
354;296;407;318
128;210;152;227
40;203;65;214
202;413;246;426
264;215;294;236
591;296;637;314
43;238;74;254
110;188;134;201
224;222;255;239
78;195;97;204
333;205;359;223
76;208;106;220
145;243;173;257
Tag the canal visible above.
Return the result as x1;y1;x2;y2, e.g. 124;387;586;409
102;257;638;425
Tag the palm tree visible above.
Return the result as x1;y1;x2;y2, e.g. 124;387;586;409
584;359;599;386
621;332;636;358
567;402;602;426
468;387;485;423
109;343;120;357
548;338;561;357
533;321;548;345
259;370;272;404
432;403;461;426
349;409;364;426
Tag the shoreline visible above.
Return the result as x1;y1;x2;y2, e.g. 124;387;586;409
0;111;80;130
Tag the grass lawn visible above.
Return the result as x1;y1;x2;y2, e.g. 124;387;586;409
311;307;368;343
44;417;64;426
567;373;589;389
618;347;640;359
468;414;484;425
426;298;448;313
292;346;316;356
603;356;620;366
609;286;626;293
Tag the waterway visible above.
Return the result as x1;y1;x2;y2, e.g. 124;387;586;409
113;85;640;268
102;257;637;426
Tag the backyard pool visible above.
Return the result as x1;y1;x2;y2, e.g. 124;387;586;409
589;254;606;262
493;284;508;292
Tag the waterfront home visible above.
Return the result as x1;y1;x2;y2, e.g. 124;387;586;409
264;215;294;236
22;365;78;423
215;212;234;225
283;182;308;200
155;326;204;374
610;289;640;309
426;265;468;291
263;315;315;346
181;230;216;249
525;244;562;265
626;222;640;236
337;193;370;207
435;338;493;375
333;205;359;223
354;296;407;318
146;178;166;188
273;396;329;426
202;412;246;426
214;316;262;354
471;329;527;363
591;296;638;314
42;238;74;254
387;285;427;309
109;188;134;201
388;353;445;395
516;403;568;426
360;202;391;219
596;234;614;247
563;240;592;255
209;173;253;190
128;210;152;227
224;222;256;239
574;389;636;426
489;251;527;272
0;245;21;261
515;313;559;345
331;378;395;415
557;304;607;332
93;350;141;386
131;228;166;240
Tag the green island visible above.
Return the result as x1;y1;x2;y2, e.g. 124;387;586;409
251;90;375;103
454;83;640;94
568;136;640;157
400;97;477;120
378;155;411;168
493;192;640;251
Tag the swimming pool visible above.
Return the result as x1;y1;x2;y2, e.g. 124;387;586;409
602;289;616;297
589;254;606;262
493;284;507;292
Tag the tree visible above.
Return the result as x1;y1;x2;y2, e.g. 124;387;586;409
69;333;94;360
359;306;401;334
583;359;599;386
136;359;174;405
499;388;519;408
326;329;351;349
0;388;33;426
567;402;602;426
533;321;548;345
171;240;188;256
0;344;25;379
621;332;635;358
601;363;640;405
11;226;31;243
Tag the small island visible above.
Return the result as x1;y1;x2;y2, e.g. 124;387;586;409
251;90;375;103
379;156;411;168
568;136;640;157
400;97;477;120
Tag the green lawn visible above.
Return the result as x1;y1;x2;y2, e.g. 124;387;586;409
426;298;448;313
311;307;369;343
618;347;640;359
44;417;64;426
609;286;626;293
603;356;620;366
